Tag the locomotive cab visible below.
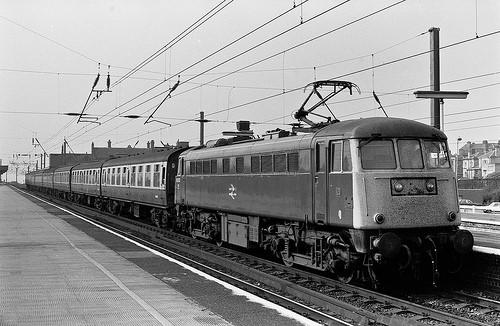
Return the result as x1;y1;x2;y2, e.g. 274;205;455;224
311;118;473;286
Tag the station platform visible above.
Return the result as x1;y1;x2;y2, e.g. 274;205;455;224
0;185;314;326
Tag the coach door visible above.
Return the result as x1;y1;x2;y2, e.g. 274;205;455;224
313;140;328;224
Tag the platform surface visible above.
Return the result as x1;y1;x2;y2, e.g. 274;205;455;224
0;185;309;326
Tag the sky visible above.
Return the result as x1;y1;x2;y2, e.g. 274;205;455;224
1;0;499;180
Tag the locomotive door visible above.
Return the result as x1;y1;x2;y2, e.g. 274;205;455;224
313;141;328;224
328;140;353;225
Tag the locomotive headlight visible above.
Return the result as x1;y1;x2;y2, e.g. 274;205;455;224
394;182;404;192
374;213;385;224
425;180;435;192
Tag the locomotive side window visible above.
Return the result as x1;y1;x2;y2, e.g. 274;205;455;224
398;140;424;169
236;157;244;173
223;158;230;174
210;159;217;174
330;142;342;172
261;155;273;173
287;152;299;172
360;140;396;169
196;161;203;174
343;140;352;171
424;140;450;168
203;160;210;174
315;143;325;172
273;154;286;172
251;156;260;173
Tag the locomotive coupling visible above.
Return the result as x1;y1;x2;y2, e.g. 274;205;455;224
372;232;402;259
451;229;474;254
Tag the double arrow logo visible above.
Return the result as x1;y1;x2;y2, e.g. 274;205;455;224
228;184;237;199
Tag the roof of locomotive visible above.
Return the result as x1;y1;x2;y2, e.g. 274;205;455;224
102;147;185;167
314;117;447;140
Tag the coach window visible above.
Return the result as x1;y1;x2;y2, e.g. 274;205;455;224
122;167;128;185
131;166;136;186
153;164;160;187
138;166;144;186
111;168;115;185
223;158;230;174
189;161;195;175
145;165;152;187
107;168;111;184
330;142;342;172
116;167;121;186
162;165;166;185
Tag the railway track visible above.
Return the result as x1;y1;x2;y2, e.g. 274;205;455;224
16;187;500;326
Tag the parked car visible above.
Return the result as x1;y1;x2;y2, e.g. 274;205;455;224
483;202;500;213
458;199;481;206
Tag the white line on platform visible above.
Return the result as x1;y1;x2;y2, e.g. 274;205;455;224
15;187;333;326
473;246;500;255
462;218;500;226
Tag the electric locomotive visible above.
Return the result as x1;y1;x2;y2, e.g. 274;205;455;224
175;117;473;286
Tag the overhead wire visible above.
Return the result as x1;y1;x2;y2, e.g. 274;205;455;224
111;0;233;87
46;4;500;149
83;0;407;145
64;0;341;144
93;0;340;128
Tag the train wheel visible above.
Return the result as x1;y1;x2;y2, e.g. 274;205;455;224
445;252;463;274
281;253;294;267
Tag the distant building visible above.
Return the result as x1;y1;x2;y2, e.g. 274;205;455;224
458;140;500;179
47;139;189;169
479;149;500;178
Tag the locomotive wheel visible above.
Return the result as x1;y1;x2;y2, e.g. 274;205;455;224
281;254;294;267
337;269;355;284
445;253;463;274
